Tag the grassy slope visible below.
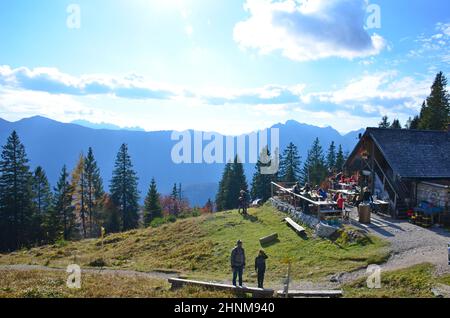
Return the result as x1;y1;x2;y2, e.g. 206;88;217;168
0;269;233;298
343;263;450;298
0;204;390;284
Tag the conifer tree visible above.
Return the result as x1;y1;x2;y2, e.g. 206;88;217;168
390;119;402;129
143;178;162;226
215;156;248;211
378;116;390;128
300;138;327;186
110;144;139;231
51;166;76;241
215;161;232;212
326;141;336;171
31;166;52;243
279;142;301;183
419;71;450;130
0;131;33;251
71;154;88;238
250;147;277;202
84;147;104;237
335;144;345;172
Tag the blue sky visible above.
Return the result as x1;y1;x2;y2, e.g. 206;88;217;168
0;0;449;134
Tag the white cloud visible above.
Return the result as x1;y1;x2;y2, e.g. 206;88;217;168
233;0;386;62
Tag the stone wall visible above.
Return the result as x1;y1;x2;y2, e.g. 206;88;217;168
269;198;338;238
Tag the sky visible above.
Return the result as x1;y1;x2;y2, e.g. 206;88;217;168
0;0;449;135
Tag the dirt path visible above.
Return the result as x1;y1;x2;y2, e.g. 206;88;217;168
0;264;180;280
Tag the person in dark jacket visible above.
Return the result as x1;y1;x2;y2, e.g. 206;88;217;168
230;240;246;287
255;250;268;289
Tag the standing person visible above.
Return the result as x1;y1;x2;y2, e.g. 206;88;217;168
337;194;347;220
238;190;248;215
231;240;246;287
255;250;268;289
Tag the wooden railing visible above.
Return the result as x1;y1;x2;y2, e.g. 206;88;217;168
271;182;339;220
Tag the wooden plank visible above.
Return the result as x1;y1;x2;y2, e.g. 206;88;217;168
276;290;343;298
259;233;278;245
284;217;305;234
168;278;274;297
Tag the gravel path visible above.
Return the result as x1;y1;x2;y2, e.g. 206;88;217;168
340;208;450;282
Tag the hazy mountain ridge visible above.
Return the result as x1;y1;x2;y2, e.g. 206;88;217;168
0;116;364;206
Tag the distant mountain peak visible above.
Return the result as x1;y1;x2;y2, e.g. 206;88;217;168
71;119;146;132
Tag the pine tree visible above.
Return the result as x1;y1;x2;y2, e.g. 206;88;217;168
326;141;336;171
335;144;345;171
143;178;162;226
420;71;450;130
250;147;277;202
31;166;52;243
301;138;327;186
215;161;233;212
84;147;104;237
378;116;390;128
110;144;139;231
50;166;77;241
390;119;402;129
0;131;33;251
71;154;88;238
279;142;301;183
215;156;248;211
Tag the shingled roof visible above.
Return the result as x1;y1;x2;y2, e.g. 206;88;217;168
365;128;450;179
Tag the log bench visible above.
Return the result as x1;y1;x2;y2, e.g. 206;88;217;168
277;289;343;298
168;278;274;298
284;217;305;234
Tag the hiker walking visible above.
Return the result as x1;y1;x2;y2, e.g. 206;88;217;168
238;189;248;215
255;250;268;289
231;240;246;287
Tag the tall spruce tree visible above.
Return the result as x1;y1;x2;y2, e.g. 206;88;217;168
390;119;402;129
279;142;301;183
378;116;390;128
71;154;88;238
250;147;277;202
335;144;345;172
84;147;104;237
420;71;450;130
143;178;162;226
110;144;139;231
215;156;248;211
301;138;327;186
50;166;76;241
31;166;52;243
215;161;233;212
0;131;33;251
326;141;337;171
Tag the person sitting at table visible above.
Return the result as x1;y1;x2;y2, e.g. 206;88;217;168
318;187;327;201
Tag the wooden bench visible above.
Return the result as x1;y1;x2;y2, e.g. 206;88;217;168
284;217;305;234
259;233;278;245
168;278;274;298
277;289;343;298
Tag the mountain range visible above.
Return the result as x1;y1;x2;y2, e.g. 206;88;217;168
0;116;364;206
